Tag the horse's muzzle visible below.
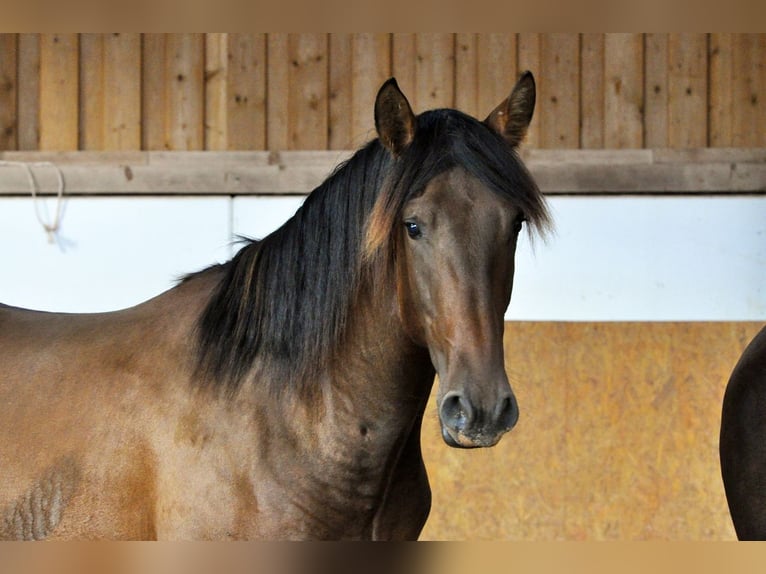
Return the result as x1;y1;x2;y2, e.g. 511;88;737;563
438;390;519;448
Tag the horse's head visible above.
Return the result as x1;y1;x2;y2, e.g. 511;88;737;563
369;72;547;448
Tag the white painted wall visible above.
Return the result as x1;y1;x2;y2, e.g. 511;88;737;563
1;195;764;321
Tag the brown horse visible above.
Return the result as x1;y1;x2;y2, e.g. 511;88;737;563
0;73;550;540
720;325;766;540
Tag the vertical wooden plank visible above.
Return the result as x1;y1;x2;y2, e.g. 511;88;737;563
142;33;166;150
709;33;733;147
414;33;455;111
328;33;352;150
79;34;105;150
760;35;766;148
731;34;766;147
165;33;204;150
287;33;328;150
392;33;417;109
668;33;708;148
79;33;141;151
266;33;289;151
518;33;542;148
454;33;478;117
17;33;39;151
351;33;390;145
604;33;644;149
39;33;78;151
580;34;604;149
0;34;18;150
644;33;669;148
477;33;517;120
205;32;228;151
103;33;141;150
539;33;580;149
226;33;267;150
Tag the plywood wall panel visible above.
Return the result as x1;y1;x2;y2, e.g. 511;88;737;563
420;321;763;540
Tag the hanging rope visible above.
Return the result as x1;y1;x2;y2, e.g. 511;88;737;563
0;161;66;244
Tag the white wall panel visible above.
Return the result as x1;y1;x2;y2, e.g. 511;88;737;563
2;195;764;320
509;196;766;321
0;197;231;313
232;196;305;240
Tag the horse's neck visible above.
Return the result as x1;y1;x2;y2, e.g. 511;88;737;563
322;274;435;439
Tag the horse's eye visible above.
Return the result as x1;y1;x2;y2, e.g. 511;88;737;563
404;221;422;239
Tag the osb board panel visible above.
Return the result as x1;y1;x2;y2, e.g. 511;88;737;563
419;321;763;540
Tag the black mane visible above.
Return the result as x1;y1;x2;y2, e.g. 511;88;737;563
193;109;550;397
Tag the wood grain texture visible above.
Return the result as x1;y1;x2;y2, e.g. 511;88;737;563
2;33;765;152
328;33;352;150
204;33;228;151
579;34;604;149
539;34;579;149
0;34;17;150
420;321;764;540
165;33;204;151
266;33;289;151
287;33;328;150
454;34;478;118
477;33;517;121
79;33;141;151
225;33;267;150
518;33;542;149
604;33;643;149
414;33;455;112
668;34;708;148
645;34;669;148
39;34;78;151
16;34;39;151
350;33;390;147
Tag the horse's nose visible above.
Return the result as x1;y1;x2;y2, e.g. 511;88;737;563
439;391;475;433
439;389;519;447
496;392;519;431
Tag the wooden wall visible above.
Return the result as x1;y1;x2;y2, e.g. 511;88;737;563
0;33;764;152
420;321;764;540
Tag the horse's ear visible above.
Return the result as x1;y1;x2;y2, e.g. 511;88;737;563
484;70;536;148
375;78;416;156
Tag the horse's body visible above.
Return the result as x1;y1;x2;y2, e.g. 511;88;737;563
0;74;549;540
720;325;766;540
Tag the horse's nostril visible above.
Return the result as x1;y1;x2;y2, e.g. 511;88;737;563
496;394;519;430
440;392;474;432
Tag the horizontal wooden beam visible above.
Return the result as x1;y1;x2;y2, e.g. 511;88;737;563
0;149;764;196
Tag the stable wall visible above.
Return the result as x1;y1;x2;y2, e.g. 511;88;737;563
0;34;765;152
